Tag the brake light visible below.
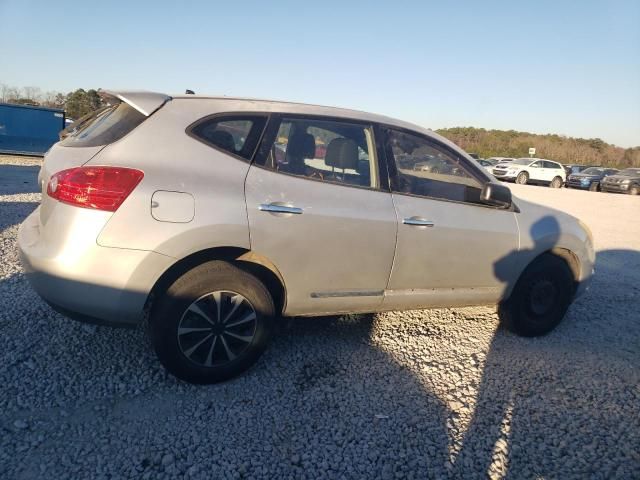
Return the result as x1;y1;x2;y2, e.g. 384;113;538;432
47;166;144;212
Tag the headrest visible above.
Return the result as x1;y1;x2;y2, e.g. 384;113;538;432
210;130;236;152
325;138;359;170
286;132;316;160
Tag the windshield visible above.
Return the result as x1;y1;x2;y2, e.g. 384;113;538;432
618;168;640;176
512;158;533;165
582;167;604;175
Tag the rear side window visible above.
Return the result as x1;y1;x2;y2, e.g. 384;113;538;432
61;102;146;148
189;115;267;161
260;117;379;188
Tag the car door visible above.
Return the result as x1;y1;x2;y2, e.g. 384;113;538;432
528;160;546;182
544;161;563;181
245;115;397;316
380;127;519;309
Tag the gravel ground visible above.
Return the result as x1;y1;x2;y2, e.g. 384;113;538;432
1;155;638;479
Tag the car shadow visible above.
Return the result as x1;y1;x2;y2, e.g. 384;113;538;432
2;167;638;478
0;163;41;195
0;201;39;234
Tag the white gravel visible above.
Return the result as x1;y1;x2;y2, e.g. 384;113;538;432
1;155;638;479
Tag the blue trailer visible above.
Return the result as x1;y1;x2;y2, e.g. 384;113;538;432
0;103;66;156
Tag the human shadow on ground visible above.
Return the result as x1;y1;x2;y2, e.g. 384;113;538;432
453;213;640;478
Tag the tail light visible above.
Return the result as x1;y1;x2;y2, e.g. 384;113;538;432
47;166;144;212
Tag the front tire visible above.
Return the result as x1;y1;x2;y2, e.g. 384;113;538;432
550;176;563;188
498;254;574;337
630;185;640;195
150;261;275;384
589;182;599;192
516;172;529;185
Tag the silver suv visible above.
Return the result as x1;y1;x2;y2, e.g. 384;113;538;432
19;91;595;383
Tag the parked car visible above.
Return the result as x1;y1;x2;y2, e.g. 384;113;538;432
600;168;640;195
18;90;595;384
493;158;566;188
563;164;589;176
477;159;495;172
486;157;514;164
566;167;619;191
413;156;455;174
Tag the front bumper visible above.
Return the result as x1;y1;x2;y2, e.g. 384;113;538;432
601;183;630;193
492;170;517;180
18;207;174;326
566;179;593;189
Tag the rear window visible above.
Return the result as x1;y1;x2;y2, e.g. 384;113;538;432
188;115;267;161
60;102;146;148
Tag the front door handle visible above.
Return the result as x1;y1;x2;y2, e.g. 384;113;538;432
403;216;435;227
259;203;303;215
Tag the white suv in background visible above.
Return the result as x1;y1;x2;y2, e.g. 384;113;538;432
492;158;566;188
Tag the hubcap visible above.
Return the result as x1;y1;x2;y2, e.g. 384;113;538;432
528;279;557;316
177;291;257;367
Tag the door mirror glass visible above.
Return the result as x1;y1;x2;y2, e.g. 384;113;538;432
480;182;512;208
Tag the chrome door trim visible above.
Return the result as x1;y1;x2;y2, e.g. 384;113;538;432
259;204;303;215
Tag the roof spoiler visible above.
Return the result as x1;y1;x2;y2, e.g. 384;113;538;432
102;90;171;116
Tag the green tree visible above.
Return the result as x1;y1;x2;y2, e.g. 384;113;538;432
64;88;105;119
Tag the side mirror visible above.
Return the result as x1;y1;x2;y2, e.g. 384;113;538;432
480;182;512;208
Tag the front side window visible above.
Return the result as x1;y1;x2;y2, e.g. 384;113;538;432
263;117;379;188
190;116;267;161
385;128;483;203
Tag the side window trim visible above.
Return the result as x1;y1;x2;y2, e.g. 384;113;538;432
186;112;269;163
253;113;387;192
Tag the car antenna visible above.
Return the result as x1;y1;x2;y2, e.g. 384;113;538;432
185;89;195;95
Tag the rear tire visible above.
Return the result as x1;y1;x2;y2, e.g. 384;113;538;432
498;254;574;337
589;182;599;192
550;176;563;188
516;172;529;185
150;261;275;384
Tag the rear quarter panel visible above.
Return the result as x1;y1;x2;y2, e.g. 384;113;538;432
92;99;253;257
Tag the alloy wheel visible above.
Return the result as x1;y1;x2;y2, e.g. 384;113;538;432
177;291;257;367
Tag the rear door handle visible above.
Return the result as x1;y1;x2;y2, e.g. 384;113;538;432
403;216;435;227
259;203;303;215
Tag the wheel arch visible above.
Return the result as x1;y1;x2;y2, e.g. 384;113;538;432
145;247;287;317
504;247;581;301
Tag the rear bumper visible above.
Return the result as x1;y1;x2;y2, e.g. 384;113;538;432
18;207;174;326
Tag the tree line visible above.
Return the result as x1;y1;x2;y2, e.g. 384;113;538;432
0;84;105;120
436;127;640;169
2;83;638;167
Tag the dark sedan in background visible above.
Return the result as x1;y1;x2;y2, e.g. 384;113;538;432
600;168;640;195
566;167;619;191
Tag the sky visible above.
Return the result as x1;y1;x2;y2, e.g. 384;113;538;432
1;0;639;147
